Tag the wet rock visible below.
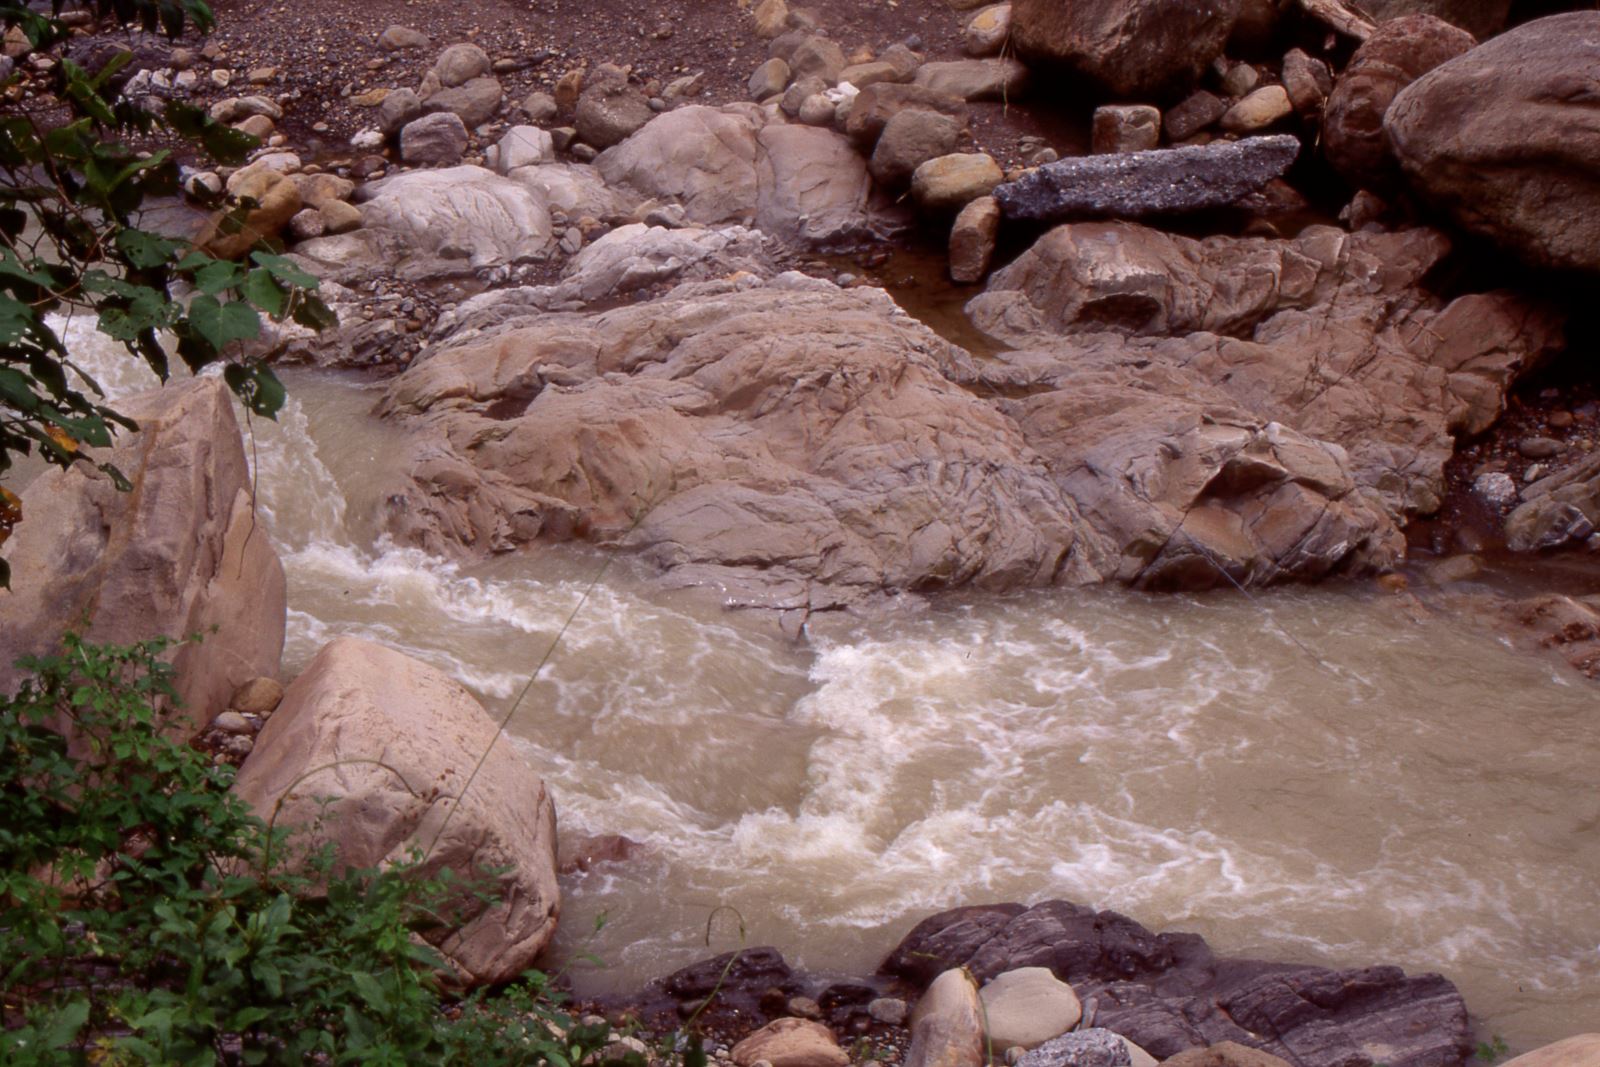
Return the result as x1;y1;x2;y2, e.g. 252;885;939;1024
1505;453;1600;551
751;57;792;100
906;970;985;1067
911;152;1003;212
423;76;504;129
949;195;1000;283
576;78;654;149
665;947;795;1000
912;58;1029;101
233;637;559;986
1387;13;1600;273
869;108;964;188
882;902;1470;1067
1219;85;1291;133
0;378;285;736
1163;90;1226;141
968;220;1562;560
979;968;1082;1051
400;111;469;165
1426;554;1482;584
883;905;1029;985
376;278;1107;607
992;135;1299;221
434;42;491;88
1323;15;1474;193
1009;0;1242;99
1016;1030;1130;1067
1280;49;1331;119
844;82;968;150
1092;105;1160;154
964;5;1012;57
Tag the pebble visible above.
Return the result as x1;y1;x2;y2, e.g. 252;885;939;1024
867;997;907;1025
1550;410;1575;429
786;996;822;1020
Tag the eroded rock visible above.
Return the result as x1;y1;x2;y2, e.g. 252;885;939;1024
0;377;285;735
232;636;560;986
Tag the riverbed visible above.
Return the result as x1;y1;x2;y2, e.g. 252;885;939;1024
57;314;1600;1052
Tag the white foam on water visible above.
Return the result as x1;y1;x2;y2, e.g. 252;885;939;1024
42;336;1600;1048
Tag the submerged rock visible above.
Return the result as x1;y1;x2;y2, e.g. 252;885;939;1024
993;136;1300;221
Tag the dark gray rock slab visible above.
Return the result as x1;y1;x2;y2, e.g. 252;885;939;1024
881;900;1472;1067
993;135;1300;221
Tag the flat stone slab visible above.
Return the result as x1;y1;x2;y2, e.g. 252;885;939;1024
993;135;1301;221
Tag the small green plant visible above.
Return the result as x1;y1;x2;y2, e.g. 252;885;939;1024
0;634;637;1064
1477;1036;1511;1064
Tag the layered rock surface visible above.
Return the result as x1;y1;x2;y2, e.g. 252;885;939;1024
232;636;560;986
0;378;285;734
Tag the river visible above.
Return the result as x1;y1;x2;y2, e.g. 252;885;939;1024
57;315;1600;1052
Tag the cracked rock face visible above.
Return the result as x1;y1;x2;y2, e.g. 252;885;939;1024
365;216;1560;605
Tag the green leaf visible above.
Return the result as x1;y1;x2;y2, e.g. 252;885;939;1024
250;251;318;290
114;227;181;269
222;362;286;420
187;295;259;351
192;258;243;295
290;292;338;332
0;367;39;411
240;268;284;317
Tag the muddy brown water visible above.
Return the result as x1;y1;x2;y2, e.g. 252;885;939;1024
56;316;1600;1053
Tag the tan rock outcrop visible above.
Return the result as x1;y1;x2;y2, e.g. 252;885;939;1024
0;378;285;734
232;636;560;986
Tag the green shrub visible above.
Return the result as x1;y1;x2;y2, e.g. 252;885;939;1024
0;635;633;1065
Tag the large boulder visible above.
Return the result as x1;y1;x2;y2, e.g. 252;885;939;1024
968;221;1563;530
1386;12;1600;273
1321;15;1474;193
1358;0;1510;37
882;901;1471;1067
375;275;1112;610
597;105;881;246
295;166;553;279
232;636;560;986
0;378;285;734
1009;0;1242;99
993;136;1300;221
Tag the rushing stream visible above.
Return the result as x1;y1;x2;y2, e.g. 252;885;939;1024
58;317;1600;1052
